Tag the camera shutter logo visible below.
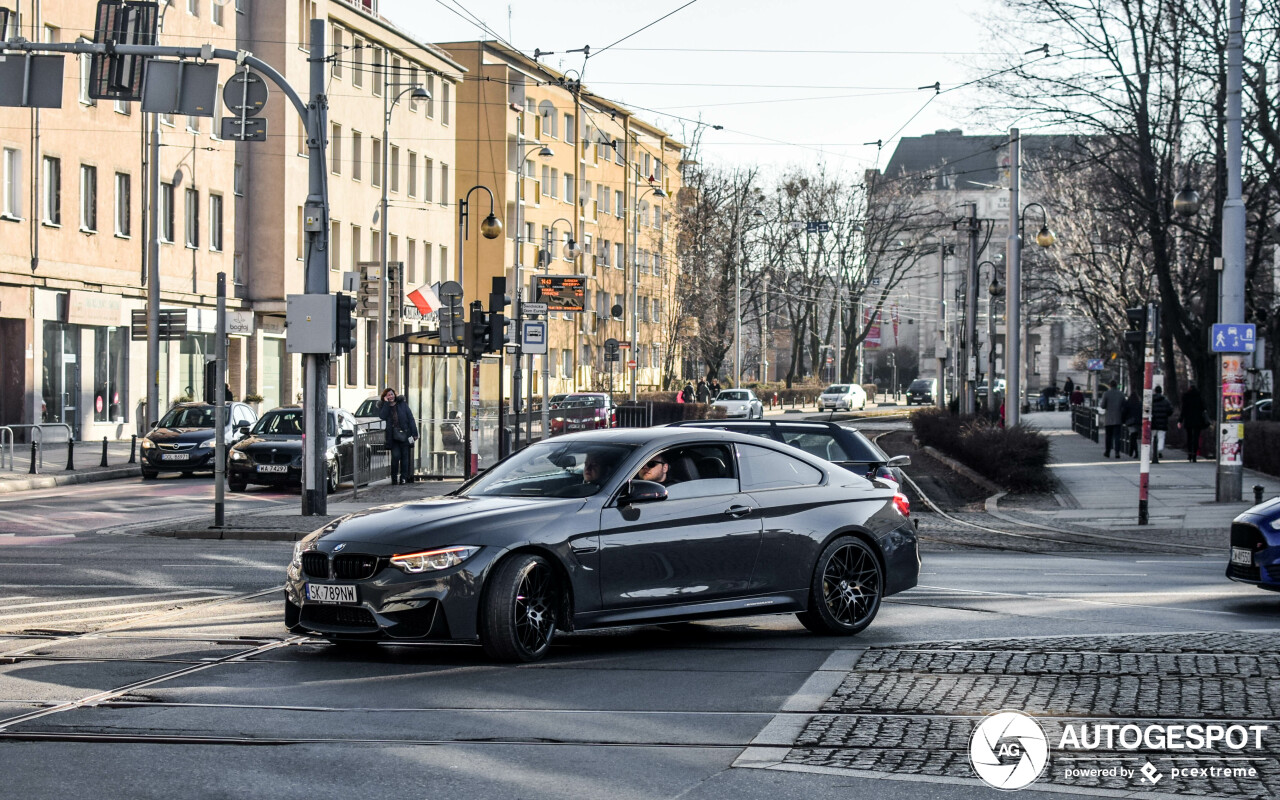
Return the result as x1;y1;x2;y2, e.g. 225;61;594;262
969;711;1049;790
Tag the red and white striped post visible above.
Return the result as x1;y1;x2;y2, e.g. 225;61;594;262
1138;302;1157;525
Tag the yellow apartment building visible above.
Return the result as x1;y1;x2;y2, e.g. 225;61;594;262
439;41;683;405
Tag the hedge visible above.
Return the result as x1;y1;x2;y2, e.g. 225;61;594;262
911;407;1053;492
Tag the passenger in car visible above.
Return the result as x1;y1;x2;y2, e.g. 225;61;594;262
633;453;671;484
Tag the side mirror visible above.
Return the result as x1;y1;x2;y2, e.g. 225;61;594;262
149;420;158;429
235;423;250;435
620;479;668;506
885;455;911;468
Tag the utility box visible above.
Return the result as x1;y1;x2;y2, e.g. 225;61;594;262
286;294;336;354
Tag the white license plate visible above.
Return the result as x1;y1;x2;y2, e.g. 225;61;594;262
306;583;357;604
257;464;289;473
161;452;189;461
1231;547;1254;566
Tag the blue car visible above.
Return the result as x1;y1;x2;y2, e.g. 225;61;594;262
1228;499;1280;590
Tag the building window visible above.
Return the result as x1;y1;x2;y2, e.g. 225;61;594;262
371;138;381;187
352;37;364;88
426;74;434;117
2;148;21;219
114;172;133;235
78;39;95;105
561;349;571;379
565;172;574;204
442;82;451;125
330;25;343;78
329;219;341;271
439;245;448;282
297;0;316;50
351;131;362;181
615;190;624;217
213;0;225;26
407;151;417;197
389;145;399;193
79;165;97;232
423;158;433;202
234;162;244;195
365;320;377;386
114;98;131;115
185;187;199;247
351;225;362;271
187;0;199;16
209;193;223;251
158;182;174;241
42;156;61;226
160;112;174;127
330;123;342;174
564;114;575;144
409;67;421;110
615;243;624;270
406;239;416;285
186;115;200;134
372;48;383;96
440;164;449;205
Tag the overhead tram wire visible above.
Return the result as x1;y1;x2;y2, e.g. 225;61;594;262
590;0;704;59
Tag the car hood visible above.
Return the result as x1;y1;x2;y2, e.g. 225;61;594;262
147;427;222;444
315;494;588;548
234;434;305;452
713;400;749;407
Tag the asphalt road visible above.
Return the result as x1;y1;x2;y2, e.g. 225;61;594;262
0;474;302;536
1;527;1276;800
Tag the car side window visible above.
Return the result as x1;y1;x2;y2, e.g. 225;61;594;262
782;432;853;461
660;443;739;500
738;443;824;491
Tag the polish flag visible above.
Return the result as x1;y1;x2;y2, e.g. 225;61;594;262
407;283;442;316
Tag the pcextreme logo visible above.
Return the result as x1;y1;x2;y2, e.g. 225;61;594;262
969;710;1050;791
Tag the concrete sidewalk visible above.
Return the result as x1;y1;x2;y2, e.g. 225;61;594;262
0;439;141;493
1002;411;1280;532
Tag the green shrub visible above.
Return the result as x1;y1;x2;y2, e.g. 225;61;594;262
911;407;1053;492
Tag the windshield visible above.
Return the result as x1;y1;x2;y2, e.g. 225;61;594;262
158;406;215;428
354;399;381;417
565;395;606;408
717;391;750;401
252;410;305;436
909;380;932;390
466;442;638;498
823;385;850;394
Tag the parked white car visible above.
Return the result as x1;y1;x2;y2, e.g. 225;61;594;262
712;389;764;419
819;384;867;411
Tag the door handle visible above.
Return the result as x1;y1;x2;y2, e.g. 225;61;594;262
724;505;752;518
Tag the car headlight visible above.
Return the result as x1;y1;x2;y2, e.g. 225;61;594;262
199;439;216;449
230;450;247;461
290;538;320;569
390;546;480;574
141;438;155;449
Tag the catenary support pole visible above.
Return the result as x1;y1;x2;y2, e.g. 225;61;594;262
1006;128;1022;428
301;19;331;515
1138;302;1156;524
1218;0;1246;502
963;203;979;415
215;272;226;527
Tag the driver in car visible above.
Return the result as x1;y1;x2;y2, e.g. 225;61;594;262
632;453;670;484
582;453;618;485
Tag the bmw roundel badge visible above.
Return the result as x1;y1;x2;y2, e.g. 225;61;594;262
333;543;346;552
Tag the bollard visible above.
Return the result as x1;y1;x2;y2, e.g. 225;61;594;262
1255;485;1265;505
129;434;137;464
29;441;38;474
100;436;109;468
66;438;75;471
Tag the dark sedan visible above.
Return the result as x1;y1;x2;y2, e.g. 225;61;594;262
669;419;910;489
285;428;919;661
140;401;258;479
1227;497;1280;591
228;406;365;493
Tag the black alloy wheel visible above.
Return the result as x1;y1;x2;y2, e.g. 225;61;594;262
228;479;246;492
480;553;561;662
326;460;340;493
141;468;157;480
797;536;883;635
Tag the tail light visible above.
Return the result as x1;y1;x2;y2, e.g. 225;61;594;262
892;492;910;518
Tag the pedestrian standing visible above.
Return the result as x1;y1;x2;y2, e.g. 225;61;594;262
709;379;721;398
1100;383;1126;459
1122;390;1141;458
1150;385;1174;463
1180;384;1208;462
1063;376;1075;399
378;387;418;485
695;379;709;403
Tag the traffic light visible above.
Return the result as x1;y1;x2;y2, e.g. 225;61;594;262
464;301;489;360
1124;306;1148;347
335;293;358;353
489;277;510;350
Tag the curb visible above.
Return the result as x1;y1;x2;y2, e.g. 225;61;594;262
0;465;141;493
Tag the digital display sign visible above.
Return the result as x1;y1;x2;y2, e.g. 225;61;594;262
535;275;585;312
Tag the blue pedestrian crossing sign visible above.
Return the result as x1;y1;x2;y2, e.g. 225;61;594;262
1211;323;1256;353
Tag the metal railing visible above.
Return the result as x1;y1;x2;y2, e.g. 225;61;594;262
349;420;391;499
1071;405;1099;443
616;402;654;429
3;423;74;473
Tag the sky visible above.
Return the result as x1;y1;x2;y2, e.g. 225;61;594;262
382;0;1010;176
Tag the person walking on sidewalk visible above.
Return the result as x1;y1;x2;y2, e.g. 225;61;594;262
1100;383;1126;458
379;387;418;485
1150;385;1174;463
1122;390;1142;458
1180;384;1208;462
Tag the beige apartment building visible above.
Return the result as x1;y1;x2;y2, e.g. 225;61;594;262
440;41;683;403
0;0;462;442
0;0;238;441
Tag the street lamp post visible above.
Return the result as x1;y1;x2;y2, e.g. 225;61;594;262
978;260;1005;415
378;82;431;392
510;137;553;442
1006;127;1056;427
456;186;503;477
629;160;667;400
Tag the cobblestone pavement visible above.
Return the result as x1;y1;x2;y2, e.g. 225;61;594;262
782;633;1280;798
